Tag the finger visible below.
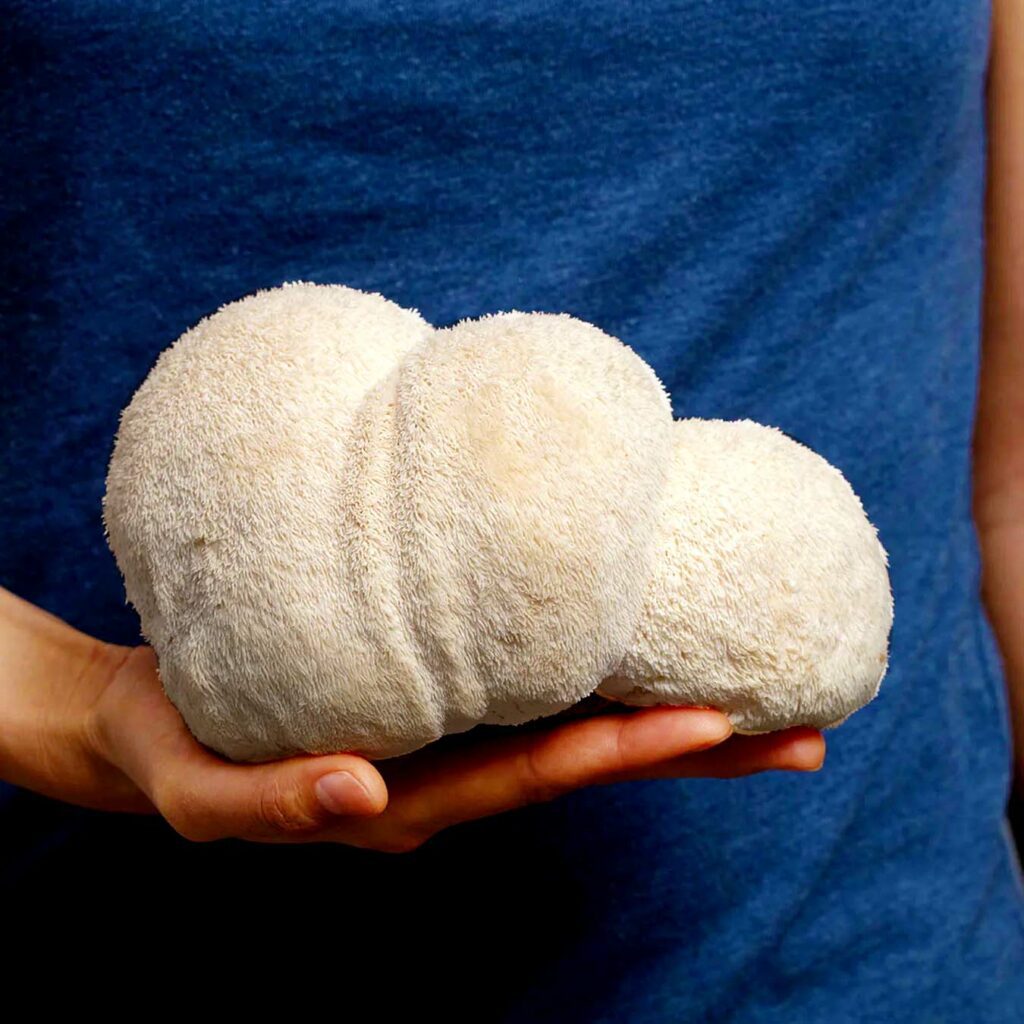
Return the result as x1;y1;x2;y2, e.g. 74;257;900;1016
338;706;733;848
99;648;389;841
152;751;391;842
614;726;826;782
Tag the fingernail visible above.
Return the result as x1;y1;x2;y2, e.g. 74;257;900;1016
649;707;732;752
683;709;734;745
798;741;823;770
315;771;374;815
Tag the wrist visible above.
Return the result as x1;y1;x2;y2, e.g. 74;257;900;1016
0;587;147;811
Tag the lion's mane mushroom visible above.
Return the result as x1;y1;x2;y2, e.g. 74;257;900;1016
103;282;893;761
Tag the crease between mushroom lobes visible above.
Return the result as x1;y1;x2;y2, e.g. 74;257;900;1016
102;282;893;762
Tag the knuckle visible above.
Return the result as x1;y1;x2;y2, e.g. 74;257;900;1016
612;718;632;774
517;745;563;805
350;815;433;854
257;782;321;836
157;790;218;843
375;830;430;854
169;819;218;844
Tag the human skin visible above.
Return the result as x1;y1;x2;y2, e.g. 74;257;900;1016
0;585;824;851
974;0;1024;795
37;6;1024;852
8;1;1024;847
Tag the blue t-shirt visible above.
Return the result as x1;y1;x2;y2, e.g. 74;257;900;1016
3;1;1023;1018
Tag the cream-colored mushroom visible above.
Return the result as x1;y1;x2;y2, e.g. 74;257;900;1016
599;418;893;733
103;282;892;761
103;283;674;759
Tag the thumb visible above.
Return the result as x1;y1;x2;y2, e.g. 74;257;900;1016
159;753;389;843
97;645;389;842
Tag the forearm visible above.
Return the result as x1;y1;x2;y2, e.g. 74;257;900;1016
977;0;1024;791
0;586;144;809
976;525;1024;788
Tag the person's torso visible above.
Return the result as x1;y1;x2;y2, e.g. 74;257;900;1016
2;2;1023;1019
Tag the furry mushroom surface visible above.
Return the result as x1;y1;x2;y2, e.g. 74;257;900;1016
103;282;893;761
598;417;893;733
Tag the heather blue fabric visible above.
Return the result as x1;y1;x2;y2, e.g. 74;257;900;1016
3;1;1024;1018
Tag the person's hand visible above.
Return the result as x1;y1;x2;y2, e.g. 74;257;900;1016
85;645;824;852
0;587;823;852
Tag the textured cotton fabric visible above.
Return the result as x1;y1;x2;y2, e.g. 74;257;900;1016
3;2;1023;1020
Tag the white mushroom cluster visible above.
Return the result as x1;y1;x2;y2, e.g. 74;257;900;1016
103;283;893;761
